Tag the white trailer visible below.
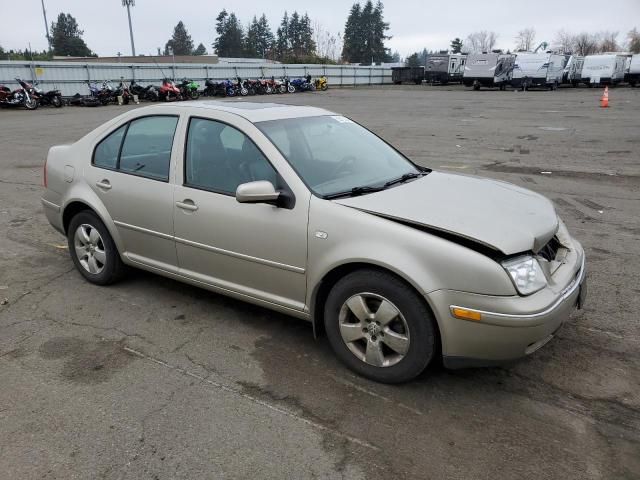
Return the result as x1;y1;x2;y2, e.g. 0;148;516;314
581;54;626;86
511;52;567;90
625;54;640;87
463;53;515;90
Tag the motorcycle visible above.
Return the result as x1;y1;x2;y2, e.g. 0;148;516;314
202;78;218;97
88;80;115;105
32;82;63;107
234;77;249;96
130;81;159;101
0;78;39;110
158;78;181;101
314;76;329;91
282;76;295;93
178;78;200;100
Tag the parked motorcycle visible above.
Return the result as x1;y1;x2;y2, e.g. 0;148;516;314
202;78;218;97
282;76;295;93
88;80;115;105
34;84;63;107
314;75;329;91
178;78;200;100
0;78;39;110
158;78;181;101
130;81;159;101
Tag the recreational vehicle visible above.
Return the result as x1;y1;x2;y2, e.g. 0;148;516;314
581;54;626;86
511;52;567;90
565;56;584;86
425;53;467;84
463;53;515;90
625;54;640;86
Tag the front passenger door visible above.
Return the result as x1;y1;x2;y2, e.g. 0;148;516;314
173;117;309;311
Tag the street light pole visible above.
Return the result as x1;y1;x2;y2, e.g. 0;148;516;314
40;0;51;51
122;0;136;57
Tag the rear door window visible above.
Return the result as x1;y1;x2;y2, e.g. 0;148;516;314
93;125;126;169
119;116;179;181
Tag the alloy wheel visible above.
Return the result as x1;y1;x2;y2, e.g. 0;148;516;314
74;224;106;274
338;293;410;367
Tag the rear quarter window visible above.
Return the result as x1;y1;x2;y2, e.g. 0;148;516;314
93;125;126;169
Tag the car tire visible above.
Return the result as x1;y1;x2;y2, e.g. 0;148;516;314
324;269;436;383
67;210;125;286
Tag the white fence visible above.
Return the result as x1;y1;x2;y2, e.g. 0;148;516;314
0;61;393;97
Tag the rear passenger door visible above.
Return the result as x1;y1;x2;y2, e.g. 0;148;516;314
86;115;180;272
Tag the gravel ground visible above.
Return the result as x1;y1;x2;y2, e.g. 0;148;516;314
0;84;639;479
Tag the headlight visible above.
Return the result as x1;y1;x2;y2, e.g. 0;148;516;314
502;255;547;295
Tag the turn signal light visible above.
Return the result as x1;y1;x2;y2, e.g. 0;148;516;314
452;307;482;321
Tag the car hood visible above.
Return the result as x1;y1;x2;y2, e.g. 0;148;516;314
333;171;558;255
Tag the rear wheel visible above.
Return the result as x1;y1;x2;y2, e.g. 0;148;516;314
67;211;125;286
324;269;436;383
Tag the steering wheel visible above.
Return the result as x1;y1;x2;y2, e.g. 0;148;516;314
330;155;358;177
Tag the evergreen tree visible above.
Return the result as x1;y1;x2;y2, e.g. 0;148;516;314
213;10;245;57
341;1;389;64
450;37;463;53
245;14;274;58
300;13;316;57
164;21;194;55
50;13;93;57
276;12;290;59
193;43;207;55
406;53;420;67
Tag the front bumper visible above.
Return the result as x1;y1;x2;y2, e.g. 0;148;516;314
427;244;586;368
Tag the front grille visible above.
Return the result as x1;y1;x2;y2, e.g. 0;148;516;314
538;236;561;262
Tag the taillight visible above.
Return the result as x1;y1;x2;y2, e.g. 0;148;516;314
43;156;48;188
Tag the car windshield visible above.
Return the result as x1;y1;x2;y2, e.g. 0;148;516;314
256;115;422;197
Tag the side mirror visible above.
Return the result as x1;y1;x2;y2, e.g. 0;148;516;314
236;181;280;205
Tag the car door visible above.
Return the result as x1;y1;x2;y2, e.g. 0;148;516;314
86;114;180;272
173;115;309;311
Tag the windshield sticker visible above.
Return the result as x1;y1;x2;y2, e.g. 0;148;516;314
332;116;354;124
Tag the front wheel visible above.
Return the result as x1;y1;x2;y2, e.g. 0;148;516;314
324;269;436;383
67;210;125;286
190;90;200;100
52;95;63;107
24;97;38;110
287;85;295;93
321;84;328;91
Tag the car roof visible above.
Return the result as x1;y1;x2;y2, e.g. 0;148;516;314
158;100;335;123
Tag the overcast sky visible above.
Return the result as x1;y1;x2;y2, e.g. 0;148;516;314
1;0;638;57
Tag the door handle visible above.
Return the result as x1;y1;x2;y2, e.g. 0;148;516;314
176;199;198;212
95;180;112;190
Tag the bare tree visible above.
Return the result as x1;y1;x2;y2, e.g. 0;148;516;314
515;28;536;51
573;32;599;56
554;29;575;53
312;20;342;61
465;31;499;53
628;27;640;53
598;31;619;52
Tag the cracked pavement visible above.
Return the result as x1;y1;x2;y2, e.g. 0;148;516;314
1;86;639;479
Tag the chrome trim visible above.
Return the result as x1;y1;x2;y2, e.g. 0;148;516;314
450;255;585;321
175;236;306;274
41;198;61;212
113;220;174;241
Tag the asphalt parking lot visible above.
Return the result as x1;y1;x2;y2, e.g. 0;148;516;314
1;85;639;479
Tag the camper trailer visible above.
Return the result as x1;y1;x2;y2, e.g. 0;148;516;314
625;54;640;86
581;54;626;86
565;56;584;86
424;54;466;84
511;52;567;90
463;52;515;90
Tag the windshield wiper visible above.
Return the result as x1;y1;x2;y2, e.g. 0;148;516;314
383;171;425;188
323;185;386;199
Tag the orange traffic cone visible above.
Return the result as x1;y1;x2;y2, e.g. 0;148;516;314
600;86;609;108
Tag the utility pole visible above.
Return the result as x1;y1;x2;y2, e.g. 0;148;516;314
122;0;136;57
41;0;51;51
